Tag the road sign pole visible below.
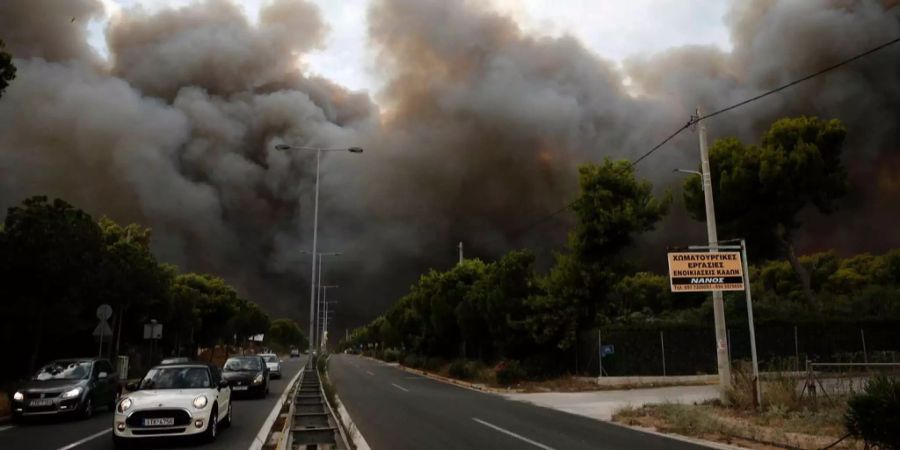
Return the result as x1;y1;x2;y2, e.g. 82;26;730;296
741;239;761;406
598;329;603;378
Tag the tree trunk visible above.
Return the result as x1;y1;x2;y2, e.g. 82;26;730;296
778;228;815;303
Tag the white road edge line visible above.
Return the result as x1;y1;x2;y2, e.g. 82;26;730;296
391;383;409;392
249;360;306;450
472;418;556;450
56;428;111;450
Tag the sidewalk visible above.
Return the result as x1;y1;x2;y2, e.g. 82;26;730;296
503;384;719;421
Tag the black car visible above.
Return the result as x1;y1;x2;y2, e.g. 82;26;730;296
12;358;120;421
221;356;269;399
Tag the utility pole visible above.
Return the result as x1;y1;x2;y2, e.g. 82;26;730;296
698;106;732;395
458;241;464;264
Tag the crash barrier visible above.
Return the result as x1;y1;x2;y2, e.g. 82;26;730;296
251;364;304;450
287;356;351;450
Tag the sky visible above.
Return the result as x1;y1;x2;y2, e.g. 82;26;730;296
90;0;733;94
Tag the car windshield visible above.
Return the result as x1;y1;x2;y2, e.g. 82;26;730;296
224;357;261;371
139;367;210;389
34;361;92;381
262;355;278;363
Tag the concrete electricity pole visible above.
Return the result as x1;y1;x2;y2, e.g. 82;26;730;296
458;241;464;264
697;107;732;394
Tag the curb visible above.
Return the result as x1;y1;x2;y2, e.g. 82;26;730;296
333;391;370;450
605;420;747;450
363;356;507;394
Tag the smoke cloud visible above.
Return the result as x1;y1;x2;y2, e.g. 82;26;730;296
0;0;898;329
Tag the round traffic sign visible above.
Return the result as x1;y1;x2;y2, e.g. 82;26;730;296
96;304;113;321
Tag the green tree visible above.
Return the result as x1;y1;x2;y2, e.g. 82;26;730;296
96;218;172;356
684;116;848;302
169;273;240;347
0;39;15;98
268;318;308;351
535;159;670;349
0;196;105;371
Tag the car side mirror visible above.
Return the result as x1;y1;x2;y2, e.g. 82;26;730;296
98;372;108;380
218;380;229;389
125;381;139;391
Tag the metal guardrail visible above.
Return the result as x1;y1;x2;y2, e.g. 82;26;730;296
288;357;350;450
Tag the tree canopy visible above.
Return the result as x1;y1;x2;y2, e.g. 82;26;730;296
683;116;848;301
0;38;15;98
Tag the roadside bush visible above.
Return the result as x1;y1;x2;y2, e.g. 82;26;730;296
449;359;475;380
523;354;556;379
383;348;401;362
401;354;421;368
424;357;444;372
494;360;526;385
845;375;900;449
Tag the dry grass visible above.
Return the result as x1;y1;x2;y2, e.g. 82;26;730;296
614;402;860;450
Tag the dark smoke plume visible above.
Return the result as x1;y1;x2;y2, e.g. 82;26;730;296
0;0;899;331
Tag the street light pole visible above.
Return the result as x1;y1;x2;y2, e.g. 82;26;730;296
319;285;339;351
275;144;362;356
697;107;732;395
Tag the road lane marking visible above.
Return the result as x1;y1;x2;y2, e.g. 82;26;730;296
472;418;556;450
391;383;409;392
57;428;111;450
0;425;14;432
366;370;374;376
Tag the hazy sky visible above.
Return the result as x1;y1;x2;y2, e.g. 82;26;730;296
90;0;733;94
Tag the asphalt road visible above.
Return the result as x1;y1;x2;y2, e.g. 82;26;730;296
0;356;306;450
329;354;708;450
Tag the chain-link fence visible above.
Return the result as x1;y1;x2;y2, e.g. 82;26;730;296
570;322;900;377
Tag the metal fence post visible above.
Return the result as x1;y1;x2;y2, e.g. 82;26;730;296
660;330;667;376
794;325;800;371
861;328;868;364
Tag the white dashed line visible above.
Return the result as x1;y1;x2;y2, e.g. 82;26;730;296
366;370;374;376
0;425;15;432
391;383;409;392
472;418;556;450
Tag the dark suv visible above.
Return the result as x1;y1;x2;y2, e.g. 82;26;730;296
12;358;120;421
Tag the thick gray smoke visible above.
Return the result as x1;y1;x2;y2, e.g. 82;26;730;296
1;0;899;330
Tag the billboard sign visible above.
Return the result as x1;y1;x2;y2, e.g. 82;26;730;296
668;251;744;292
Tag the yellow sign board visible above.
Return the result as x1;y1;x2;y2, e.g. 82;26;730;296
667;252;744;292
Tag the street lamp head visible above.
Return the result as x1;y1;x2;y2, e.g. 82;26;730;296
348;147;364;154
275;144;291;151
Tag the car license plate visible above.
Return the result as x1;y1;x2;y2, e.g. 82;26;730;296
233;386;248;391
143;417;175;427
29;399;54;407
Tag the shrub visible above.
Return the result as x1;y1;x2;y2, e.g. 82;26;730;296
424;357;444;371
383;348;401;362
402;354;421;368
845;376;900;450
449;359;476;380
494;360;526;385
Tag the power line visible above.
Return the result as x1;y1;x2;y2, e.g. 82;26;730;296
509;34;900;239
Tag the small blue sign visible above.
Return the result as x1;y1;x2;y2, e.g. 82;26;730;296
600;344;615;357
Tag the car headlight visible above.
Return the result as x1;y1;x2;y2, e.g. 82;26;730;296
117;397;133;413
192;395;208;409
61;387;83;400
252;374;264;385
13;391;24;402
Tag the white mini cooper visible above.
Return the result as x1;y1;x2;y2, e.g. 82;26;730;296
112;362;232;448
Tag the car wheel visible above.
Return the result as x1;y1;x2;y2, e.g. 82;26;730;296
222;403;232;428
80;397;93;419
203;408;218;443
